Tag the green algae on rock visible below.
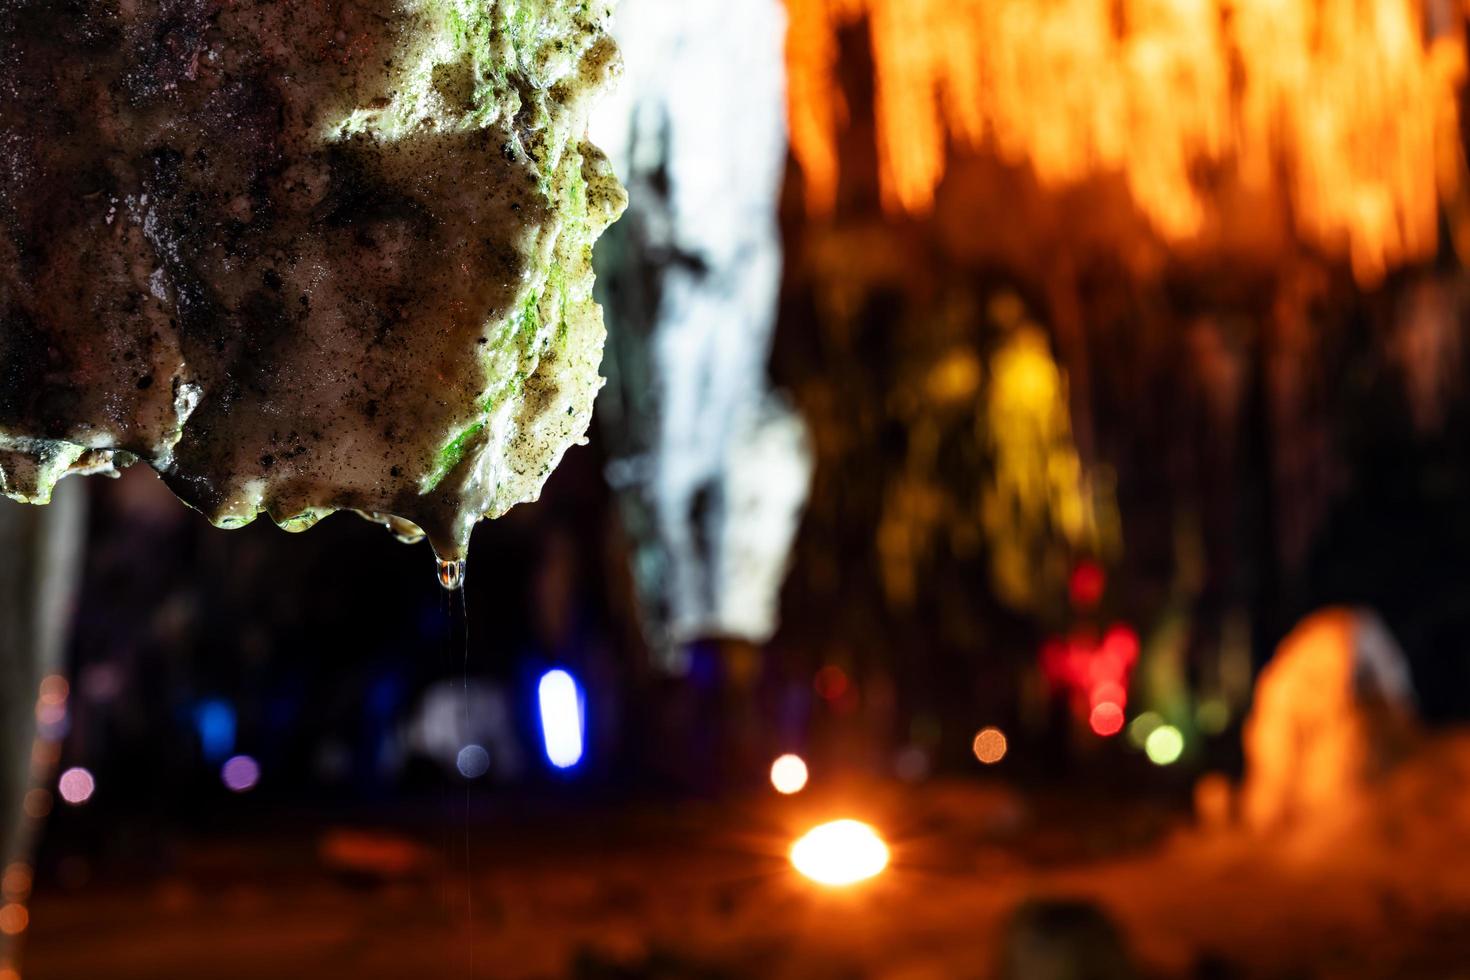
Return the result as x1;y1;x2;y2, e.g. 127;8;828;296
0;0;626;561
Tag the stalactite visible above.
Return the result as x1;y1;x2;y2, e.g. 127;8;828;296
593;0;812;662
787;0;1467;284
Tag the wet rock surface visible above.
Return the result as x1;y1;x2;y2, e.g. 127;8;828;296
1;0;625;559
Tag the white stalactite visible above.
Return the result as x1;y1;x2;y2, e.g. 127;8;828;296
593;0;812;661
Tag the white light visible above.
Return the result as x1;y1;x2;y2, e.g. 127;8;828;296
790;819;890;886
770;754;809;794
538;669;584;769
57;767;95;805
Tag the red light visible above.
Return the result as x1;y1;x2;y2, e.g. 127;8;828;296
1102;625;1140;666
813;666;849;701
1089;680;1126;708
1090;702;1125;736
1041;623;1141;729
1069;561;1106;609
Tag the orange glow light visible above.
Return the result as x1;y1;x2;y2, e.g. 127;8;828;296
791;819;890;886
1;865;31;903
0;904;28;936
972;727;1008;764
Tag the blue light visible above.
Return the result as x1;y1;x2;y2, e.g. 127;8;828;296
193;699;236;763
537;669;584;770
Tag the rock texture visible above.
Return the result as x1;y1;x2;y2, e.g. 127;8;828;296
1;0;626;560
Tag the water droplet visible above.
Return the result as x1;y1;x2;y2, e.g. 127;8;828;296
436;557;466;591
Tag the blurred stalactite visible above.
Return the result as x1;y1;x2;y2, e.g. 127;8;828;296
0;480;84;965
592;0;812;666
786;0;1468;286
979;300;1118;614
867;288;1120;617
1389;275;1466;434
1266;267;1347;572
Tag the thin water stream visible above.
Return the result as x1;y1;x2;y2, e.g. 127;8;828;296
434;552;473;975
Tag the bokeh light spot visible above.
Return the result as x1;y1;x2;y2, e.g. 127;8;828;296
538;669;584;770
1089;680;1126;709
34;702;65;727
893;746;930;783
1069;560;1106;608
57;767;95;805
1196;698;1230;734
1089;702;1125;737
790;820;889;886
770;754;809;794
1;865;31;903
22;790;50;820
0;904;27;936
456;744;491;779
1145;725;1185;765
29;741;60;774
1127;711;1163;748
221;755;261;792
972;727;1008;764
192;699;237;763
37;675;68;706
1102;625;1140;665
813;665;849;701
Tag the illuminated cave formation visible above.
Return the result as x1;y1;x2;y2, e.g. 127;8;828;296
787;0;1468;285
593;0;813;658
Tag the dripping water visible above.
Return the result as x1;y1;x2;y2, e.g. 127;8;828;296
457;580;474;979
433;550;473;975
437;556;466;591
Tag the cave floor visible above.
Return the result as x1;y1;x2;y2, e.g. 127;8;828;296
18;775;1470;980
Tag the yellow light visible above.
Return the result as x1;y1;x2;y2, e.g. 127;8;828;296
1145;725;1185;766
770;754;810;795
972;727;1008;764
790;820;890;887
